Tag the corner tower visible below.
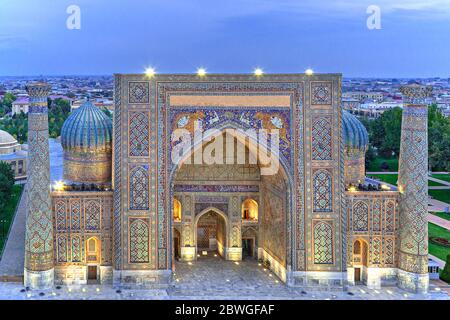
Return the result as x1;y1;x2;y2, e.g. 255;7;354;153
397;84;432;293
24;83;54;289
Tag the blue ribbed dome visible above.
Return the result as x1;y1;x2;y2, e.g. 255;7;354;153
61;101;112;152
342;110;369;151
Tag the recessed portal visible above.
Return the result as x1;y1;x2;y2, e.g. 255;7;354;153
196;210;227;258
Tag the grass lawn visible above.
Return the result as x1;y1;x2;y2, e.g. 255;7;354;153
367;157;399;172
428;222;450;262
0;184;23;257
431;212;450;222
428;180;446;187
368;174;398;186
429;189;450;204
369;174;448;188
432;174;450;183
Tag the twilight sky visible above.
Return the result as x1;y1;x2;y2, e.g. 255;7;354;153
0;0;449;77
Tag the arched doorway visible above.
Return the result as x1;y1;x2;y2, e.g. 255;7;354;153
86;236;101;282
194;207;228;259
353;239;368;283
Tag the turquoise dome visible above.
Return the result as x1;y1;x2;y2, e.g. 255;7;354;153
342;110;369;151
61;101;112;153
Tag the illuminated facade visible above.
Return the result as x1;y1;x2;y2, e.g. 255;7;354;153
23;76;430;293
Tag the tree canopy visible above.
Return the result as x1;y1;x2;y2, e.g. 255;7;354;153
361;104;450;171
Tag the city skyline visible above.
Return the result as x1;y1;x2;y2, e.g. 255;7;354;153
1;0;449;77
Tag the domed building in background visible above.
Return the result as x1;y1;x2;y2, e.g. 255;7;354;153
342;110;369;186
60;101;112;184
0;129;27;179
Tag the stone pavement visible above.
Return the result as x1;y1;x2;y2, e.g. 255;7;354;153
0;186;27;279
0;256;448;300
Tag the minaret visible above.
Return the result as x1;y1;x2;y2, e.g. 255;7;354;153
24;83;54;289
397;84;432;293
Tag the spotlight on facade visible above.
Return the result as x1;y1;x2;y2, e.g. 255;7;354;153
348;186;357;192
197;68;207;77
202;251;208;256
381;184;390;191
145;67;156;78
305;68;314;76
54;180;65;191
254;68;264;76
398;185;404;194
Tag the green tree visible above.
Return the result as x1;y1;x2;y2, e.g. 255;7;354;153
428;104;450;171
379;107;402;158
440;254;450;284
0;161;14;212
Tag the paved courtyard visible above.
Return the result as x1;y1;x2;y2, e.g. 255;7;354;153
0;255;448;300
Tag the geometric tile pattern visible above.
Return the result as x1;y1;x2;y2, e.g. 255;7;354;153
129;82;150;104
312;116;332;160
371;237;381;265
129;165;150;210
129;219;149;263
313;221;333;264
398;85;430;275
313;169;333;212
24;83;54;273
311;82;332;105
85;200;101;231
129;112;150;157
57;236;67;263
71;236;82;262
352;201;368;232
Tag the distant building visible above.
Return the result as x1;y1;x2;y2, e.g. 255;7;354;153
343;91;385;102
11;96;30;115
11;95;73;115
0;129;27;179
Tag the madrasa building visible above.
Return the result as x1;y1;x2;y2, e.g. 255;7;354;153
22;74;431;294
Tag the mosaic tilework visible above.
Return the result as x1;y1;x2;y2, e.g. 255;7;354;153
71;236;82;262
313;221;333;264
129;112;150;157
311;82;332;105
398;86;430;276
129;219;150;263
113;75;122;269
71;200;82;231
352;201;368;232
128;81;150;104
24;83;54;274
384;238;394;265
129;165;150;210
170;107;292;165
312;169;333;212
371;237;381;265
56;200;67;231
85;200;101;231
372;200;381;232
312;116;332;160
57;236;67;263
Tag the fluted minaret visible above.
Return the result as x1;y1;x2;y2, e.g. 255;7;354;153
24;83;54;289
397;84;432;293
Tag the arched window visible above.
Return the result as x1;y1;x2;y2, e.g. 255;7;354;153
86;237;100;263
241;199;258;221
173;198;182;221
353;240;361;255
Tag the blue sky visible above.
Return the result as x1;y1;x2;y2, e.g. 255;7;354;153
0;0;449;77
